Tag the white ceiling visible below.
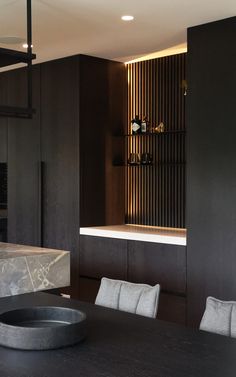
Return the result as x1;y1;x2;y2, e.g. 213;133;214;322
0;0;236;66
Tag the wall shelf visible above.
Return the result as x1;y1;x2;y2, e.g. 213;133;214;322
124;130;186;137
114;162;186;167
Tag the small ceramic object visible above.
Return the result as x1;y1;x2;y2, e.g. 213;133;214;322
154;122;165;133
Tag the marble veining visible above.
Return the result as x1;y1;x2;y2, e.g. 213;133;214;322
0;242;70;298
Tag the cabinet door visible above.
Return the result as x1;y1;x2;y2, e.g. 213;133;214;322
79;55;126;227
7;66;41;246
187;18;236;326
157;293;186;325
78;277;101;303
0;73;7;163
128;241;186;295
0;73;8;242
79;235;127;280
41;56;79;295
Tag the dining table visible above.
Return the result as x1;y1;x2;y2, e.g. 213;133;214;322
0;292;235;377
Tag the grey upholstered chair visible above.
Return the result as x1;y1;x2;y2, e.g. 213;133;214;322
200;296;236;338
95;277;160;318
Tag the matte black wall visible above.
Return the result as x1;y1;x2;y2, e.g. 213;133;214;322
187;16;236;326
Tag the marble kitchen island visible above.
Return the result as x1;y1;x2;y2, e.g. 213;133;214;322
0;242;70;298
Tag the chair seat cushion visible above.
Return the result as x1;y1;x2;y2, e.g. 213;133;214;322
200;297;236;337
95;278;160;318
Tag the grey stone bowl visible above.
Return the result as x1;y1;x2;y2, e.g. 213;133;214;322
0;306;87;350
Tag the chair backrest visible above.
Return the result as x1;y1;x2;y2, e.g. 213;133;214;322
200;296;236;337
95;277;160;318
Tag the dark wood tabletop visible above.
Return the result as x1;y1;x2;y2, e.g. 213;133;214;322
0;292;236;377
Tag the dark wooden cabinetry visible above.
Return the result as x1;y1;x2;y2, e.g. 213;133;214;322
0;54;126;296
128;241;186;294
158;293;186;325
78;235;187;324
78;276;101;302
187;17;236;326
80;236;127;280
0;74;9;243
0;67;41;246
40;55;125;296
0;74;8;163
40;56;80;292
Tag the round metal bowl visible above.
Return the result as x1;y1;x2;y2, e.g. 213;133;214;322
0;306;87;350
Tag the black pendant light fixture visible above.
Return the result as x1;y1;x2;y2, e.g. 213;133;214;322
0;0;36;118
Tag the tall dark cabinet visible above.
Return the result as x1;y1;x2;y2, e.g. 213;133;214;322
40;55;126;295
79;55;126;227
40;56;80;294
0;67;41;246
0;54;126;296
0;74;8;242
7;67;41;246
187;17;236;326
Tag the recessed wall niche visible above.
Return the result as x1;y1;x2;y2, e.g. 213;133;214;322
126;53;186;228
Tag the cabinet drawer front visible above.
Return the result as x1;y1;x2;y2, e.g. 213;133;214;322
157;293;186;325
128;241;186;294
78;277;100;303
79;236;127;280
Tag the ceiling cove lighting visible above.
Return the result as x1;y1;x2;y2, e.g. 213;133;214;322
125;43;187;64
121;15;134;21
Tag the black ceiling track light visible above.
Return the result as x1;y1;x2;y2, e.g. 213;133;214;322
0;0;36;119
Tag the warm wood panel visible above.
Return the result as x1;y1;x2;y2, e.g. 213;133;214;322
79;235;128;280
128;240;186;294
187;17;236;326
127;54;186;228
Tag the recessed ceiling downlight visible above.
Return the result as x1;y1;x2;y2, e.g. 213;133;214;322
121;15;134;21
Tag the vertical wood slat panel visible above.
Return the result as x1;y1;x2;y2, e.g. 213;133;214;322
126;53;186;228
